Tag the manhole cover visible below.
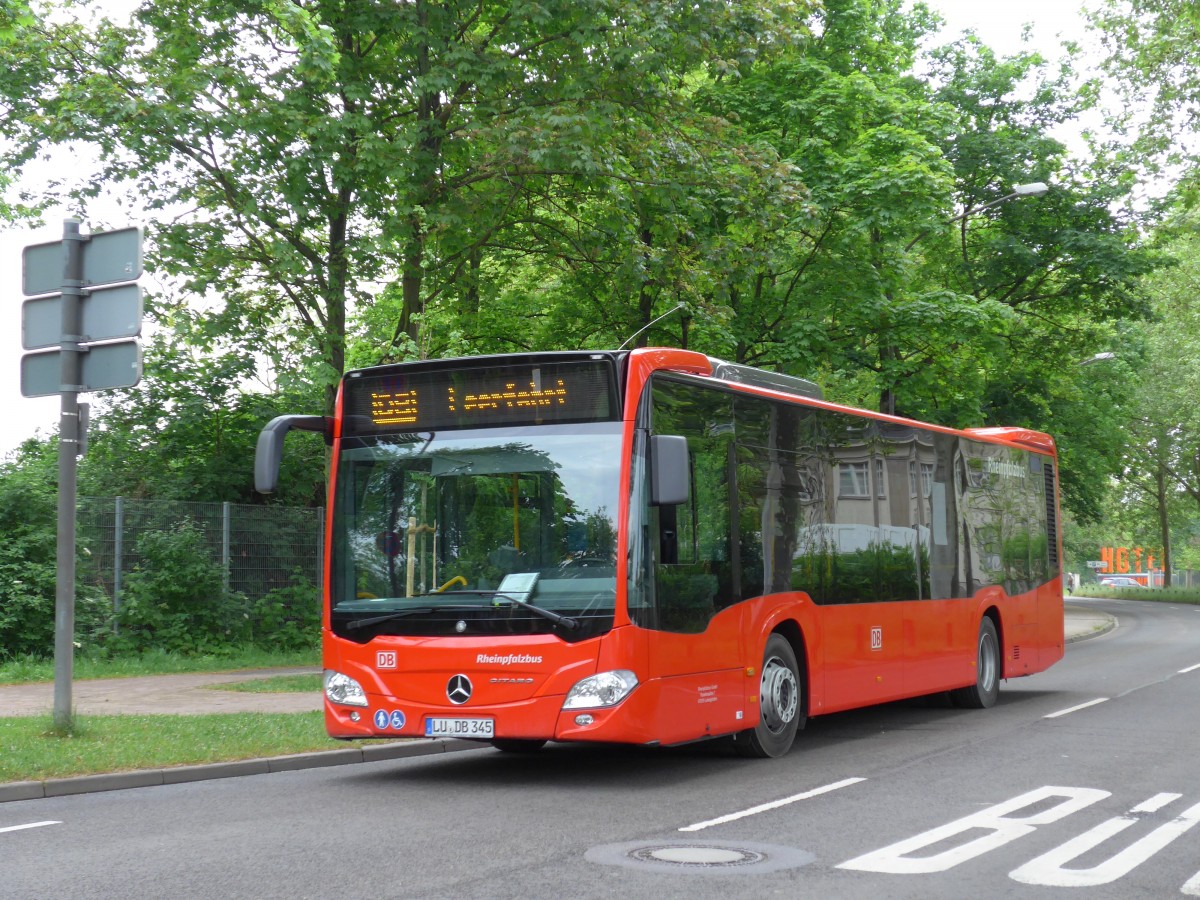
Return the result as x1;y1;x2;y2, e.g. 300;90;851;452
586;840;814;875
631;845;765;867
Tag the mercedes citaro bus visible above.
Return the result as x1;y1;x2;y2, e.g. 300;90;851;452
255;348;1064;757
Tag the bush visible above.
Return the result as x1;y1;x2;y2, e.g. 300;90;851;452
107;521;247;655
248;570;320;653
1084;584;1200;603
0;448;87;660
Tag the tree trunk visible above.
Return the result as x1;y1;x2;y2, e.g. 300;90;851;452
1156;460;1172;588
323;202;350;416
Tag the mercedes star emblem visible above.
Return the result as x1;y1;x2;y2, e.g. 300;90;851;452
447;674;472;705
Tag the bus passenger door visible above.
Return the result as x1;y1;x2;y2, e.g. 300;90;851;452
645;491;749;744
641;378;752;743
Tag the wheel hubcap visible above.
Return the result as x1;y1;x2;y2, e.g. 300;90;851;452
978;631;997;690
760;656;798;734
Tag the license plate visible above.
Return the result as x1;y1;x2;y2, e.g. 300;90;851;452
425;717;495;738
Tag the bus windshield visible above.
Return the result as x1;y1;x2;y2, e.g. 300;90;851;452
330;423;622;643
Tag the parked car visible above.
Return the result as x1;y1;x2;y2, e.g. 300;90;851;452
1098;576;1145;587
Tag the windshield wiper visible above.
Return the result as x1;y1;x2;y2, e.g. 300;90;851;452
437;589;581;631
346;605;477;630
497;597;580;631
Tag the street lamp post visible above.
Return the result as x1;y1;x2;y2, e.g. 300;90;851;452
904;182;1049;252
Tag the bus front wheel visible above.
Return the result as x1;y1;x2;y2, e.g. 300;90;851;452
951;617;1000;709
734;633;804;758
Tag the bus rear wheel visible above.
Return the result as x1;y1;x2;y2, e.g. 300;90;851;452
951;617;1000;709
734;633;804;758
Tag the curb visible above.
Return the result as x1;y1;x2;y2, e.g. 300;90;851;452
1064;605;1117;644
2;608;1114;804
0;738;484;805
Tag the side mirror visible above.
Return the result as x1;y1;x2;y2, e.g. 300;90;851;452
650;434;690;506
255;415;330;493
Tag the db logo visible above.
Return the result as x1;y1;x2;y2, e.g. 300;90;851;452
376;651;398;669
870;627;883;651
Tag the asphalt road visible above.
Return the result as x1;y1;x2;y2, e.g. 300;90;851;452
3;597;1199;899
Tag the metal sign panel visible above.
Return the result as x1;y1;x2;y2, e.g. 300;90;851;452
20;340;143;397
22;284;144;351
22;227;144;297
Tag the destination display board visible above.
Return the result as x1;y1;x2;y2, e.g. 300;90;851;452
343;358;618;433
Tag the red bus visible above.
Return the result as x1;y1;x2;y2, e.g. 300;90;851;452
255;348;1064;758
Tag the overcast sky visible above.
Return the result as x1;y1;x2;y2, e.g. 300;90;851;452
0;1;1097;456
927;0;1093;58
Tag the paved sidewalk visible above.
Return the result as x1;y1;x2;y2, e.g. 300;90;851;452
0;667;322;718
0;605;1115;803
1064;602;1117;643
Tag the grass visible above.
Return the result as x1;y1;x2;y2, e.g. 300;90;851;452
0;712;374;784
0;649;340;784
0;646;320;685
209;674;323;693
1079;586;1200;603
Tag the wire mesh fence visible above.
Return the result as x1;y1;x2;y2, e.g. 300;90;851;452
77;497;323;615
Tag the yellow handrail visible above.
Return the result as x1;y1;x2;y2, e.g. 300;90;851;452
436;575;468;593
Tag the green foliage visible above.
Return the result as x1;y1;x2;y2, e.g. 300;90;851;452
1096;212;1200;579
1092;0;1200;199
0;646;318;685
1085;585;1200;603
0;0;1181;565
0;440;106;660
246;571;320;653
102;524;321;657
0;0;810;412
107;521;243;655
77;333;326;507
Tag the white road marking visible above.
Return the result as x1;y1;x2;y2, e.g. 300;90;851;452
1044;698;1109;718
1179;663;1200;674
837;786;1109;874
1183;869;1200;895
678;777;865;833
1133;793;1185;814
0;821;61;834
1010;795;1200;887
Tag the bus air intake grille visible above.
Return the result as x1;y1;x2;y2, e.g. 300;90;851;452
1044;462;1059;565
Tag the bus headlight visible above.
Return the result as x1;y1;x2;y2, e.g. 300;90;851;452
563;670;639;709
324;669;368;707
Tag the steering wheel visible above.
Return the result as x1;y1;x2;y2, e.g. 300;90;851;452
559;558;614;578
578;588;617;618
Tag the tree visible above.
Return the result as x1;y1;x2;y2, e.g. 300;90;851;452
902;31;1161;520
1091;0;1200;201
0;0;805;412
691;0;959;406
78;332;327;506
1116;215;1200;584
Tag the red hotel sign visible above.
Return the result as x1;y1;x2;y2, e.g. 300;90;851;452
1098;546;1160;574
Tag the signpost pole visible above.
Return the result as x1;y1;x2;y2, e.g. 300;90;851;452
20;218;142;729
52;219;85;731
